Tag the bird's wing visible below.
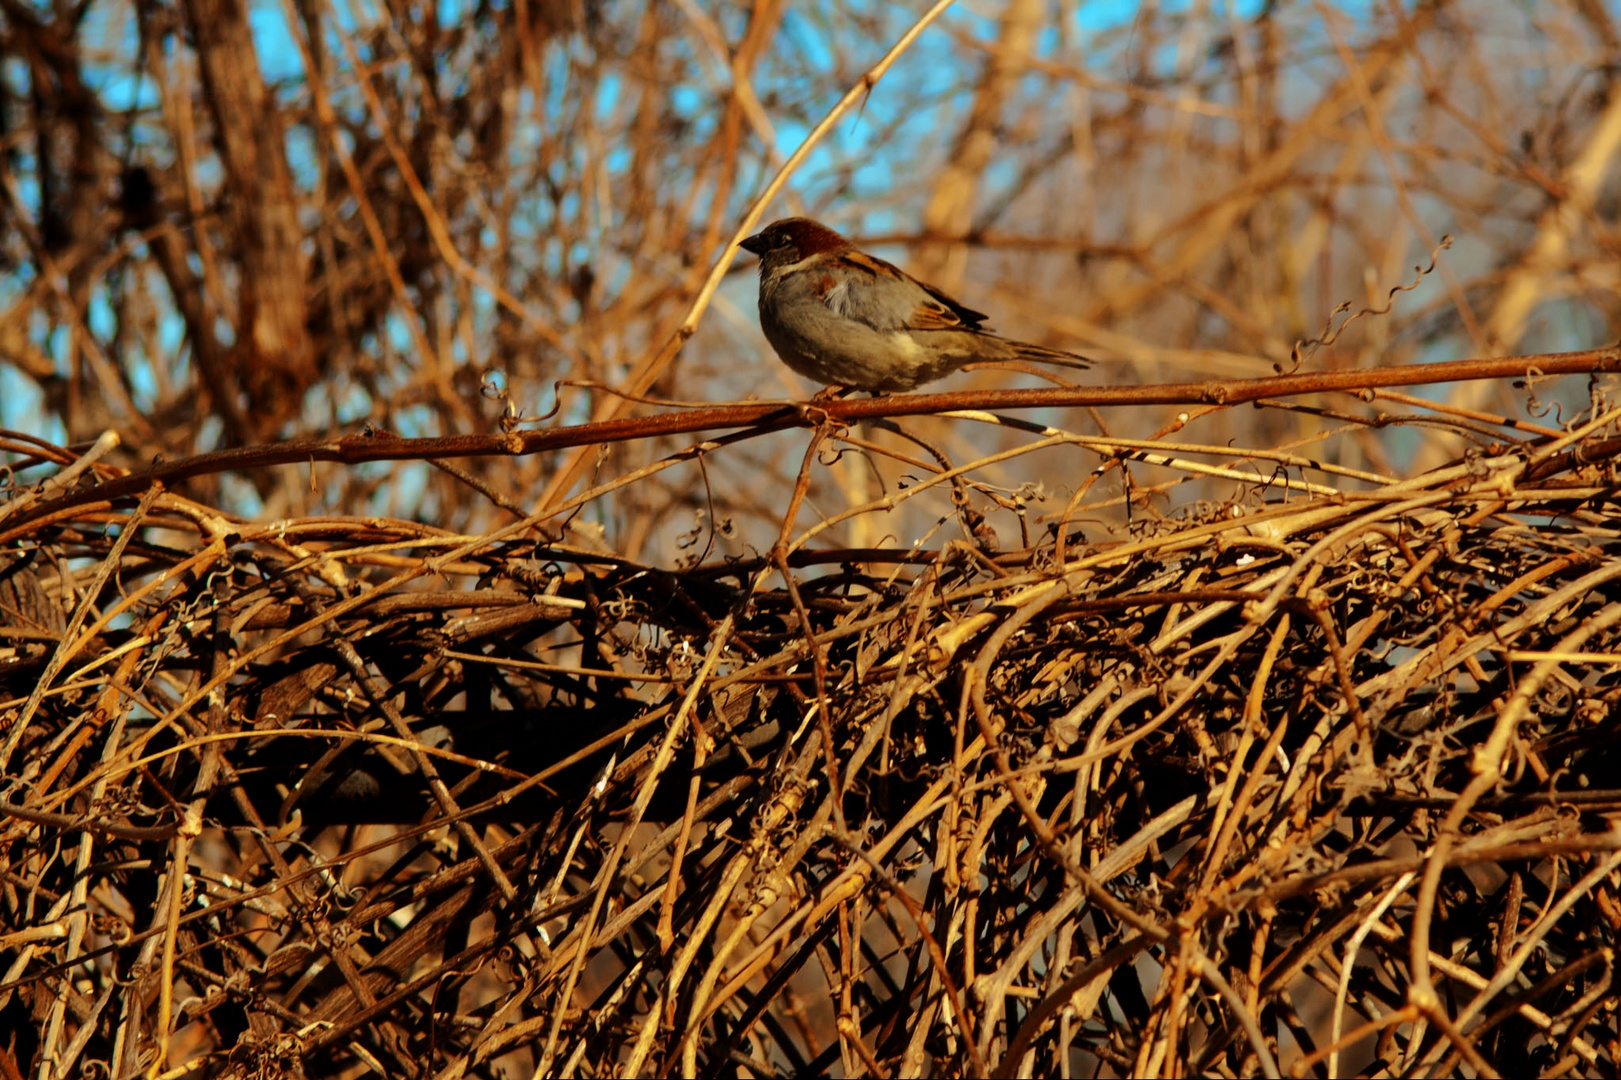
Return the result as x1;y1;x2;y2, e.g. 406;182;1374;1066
838;250;991;332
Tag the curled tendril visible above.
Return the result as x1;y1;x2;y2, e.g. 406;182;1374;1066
482;374;529;431
1288;235;1454;369
515;377;567;424
1519;367;1562;420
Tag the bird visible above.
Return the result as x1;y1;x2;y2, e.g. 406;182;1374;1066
738;217;1090;393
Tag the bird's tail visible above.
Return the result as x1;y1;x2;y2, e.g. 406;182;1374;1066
1009;340;1091;370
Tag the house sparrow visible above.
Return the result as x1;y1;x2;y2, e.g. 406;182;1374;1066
739;217;1090;393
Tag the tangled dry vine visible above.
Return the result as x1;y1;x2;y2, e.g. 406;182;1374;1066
5;358;1621;1076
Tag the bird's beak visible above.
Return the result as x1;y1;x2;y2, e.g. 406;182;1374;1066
739;232;768;256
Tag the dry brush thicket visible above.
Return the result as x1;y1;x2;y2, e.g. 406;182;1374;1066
7;366;1621;1078
3;0;1621;1077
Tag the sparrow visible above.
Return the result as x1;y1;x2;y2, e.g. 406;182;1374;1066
739;217;1090;393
